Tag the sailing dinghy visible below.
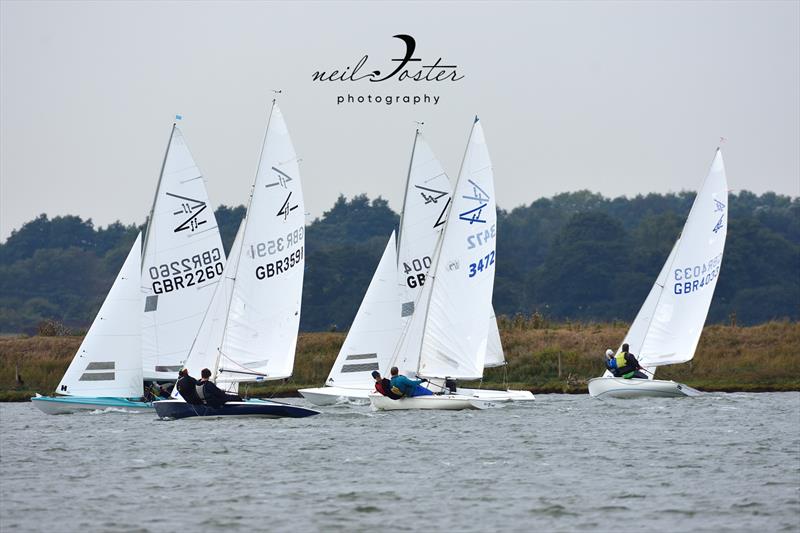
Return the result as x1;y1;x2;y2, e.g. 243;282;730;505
370;118;512;411
154;102;318;420
300;129;531;405
588;149;728;399
32;235;150;414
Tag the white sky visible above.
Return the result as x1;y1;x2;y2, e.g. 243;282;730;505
1;1;798;240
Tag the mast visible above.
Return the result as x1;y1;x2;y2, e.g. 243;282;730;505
212;100;277;381
141;124;176;268
396;129;420;260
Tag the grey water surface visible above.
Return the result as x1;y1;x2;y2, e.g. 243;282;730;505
1;393;799;532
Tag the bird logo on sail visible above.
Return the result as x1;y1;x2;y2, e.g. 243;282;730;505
458;179;489;224
166;192;208;233
433;197;451;229
265;167;293;189
415;185;448;204
277;192;299;220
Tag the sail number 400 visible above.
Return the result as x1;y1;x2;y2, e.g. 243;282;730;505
404;256;432;288
255;247;304;279
468;251;495;277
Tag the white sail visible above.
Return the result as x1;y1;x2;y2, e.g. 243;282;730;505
180;222;245;381
216;102;305;382
623;149;728;370
325;232;402;388
141;125;225;381
485;308;505;368
397;130;453;320
416;118;497;379
57;234;143;398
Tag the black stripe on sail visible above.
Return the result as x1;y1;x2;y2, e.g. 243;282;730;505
345;353;378;361
341;362;379;373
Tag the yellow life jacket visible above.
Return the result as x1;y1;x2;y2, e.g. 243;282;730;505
614;352;627;369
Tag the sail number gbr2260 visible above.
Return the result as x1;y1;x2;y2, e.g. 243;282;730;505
148;247;224;294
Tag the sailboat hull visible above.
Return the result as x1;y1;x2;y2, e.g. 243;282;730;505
31;395;152;415
369;393;503;411
587;377;702;399
298;386;371;406
153;398;320;419
456;387;535;401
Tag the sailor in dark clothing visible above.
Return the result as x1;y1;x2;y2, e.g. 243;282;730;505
176;369;203;405
196;368;242;408
372;370;401;400
613;343;648;379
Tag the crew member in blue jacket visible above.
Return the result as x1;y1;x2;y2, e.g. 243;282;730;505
389;366;433;398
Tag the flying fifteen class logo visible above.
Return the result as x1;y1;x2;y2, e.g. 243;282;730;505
166;193;208;233
415;185;448;204
458;179;490;224
712;198;726;233
277;192;299;220
265;167;293;189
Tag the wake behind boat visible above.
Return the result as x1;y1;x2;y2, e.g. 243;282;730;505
589;149;729;399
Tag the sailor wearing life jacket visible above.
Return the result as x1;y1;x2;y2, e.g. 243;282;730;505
606;344;648;379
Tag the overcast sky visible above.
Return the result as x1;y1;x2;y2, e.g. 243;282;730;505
1;1;798;241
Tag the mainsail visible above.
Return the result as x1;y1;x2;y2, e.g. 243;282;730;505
141;125;225;381
179;102;304;385
621;149;728;374
58;234;143;397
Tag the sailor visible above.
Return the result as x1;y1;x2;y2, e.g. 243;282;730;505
372;370;401;399
389;366;433;398
176;368;203;405
196;368;241;408
604;349;619;375
613;343;648;379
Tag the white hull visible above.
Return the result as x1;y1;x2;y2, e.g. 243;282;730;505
588;377;702;399
298;386;372;406
369;392;503;411
457;387;535;401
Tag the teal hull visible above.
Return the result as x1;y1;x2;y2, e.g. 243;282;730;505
31;395;153;415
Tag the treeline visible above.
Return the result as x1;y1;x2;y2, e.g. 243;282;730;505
0;190;797;333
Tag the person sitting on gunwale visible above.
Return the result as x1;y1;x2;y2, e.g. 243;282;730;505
389;366;433;398
610;344;648;379
176;368;203;405
196;368;242;408
372;370;401;399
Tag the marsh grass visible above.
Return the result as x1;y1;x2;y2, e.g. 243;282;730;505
1;321;797;399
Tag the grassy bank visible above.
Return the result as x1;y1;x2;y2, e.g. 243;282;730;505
1;321;798;400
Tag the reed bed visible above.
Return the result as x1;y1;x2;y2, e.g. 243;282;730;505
1;321;797;400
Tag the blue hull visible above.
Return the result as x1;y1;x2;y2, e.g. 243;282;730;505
153;399;320;420
31;395;152;414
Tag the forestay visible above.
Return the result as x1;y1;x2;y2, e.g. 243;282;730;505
58;234;144;398
622;149;728;371
325;232;402;388
416;118;497;379
215;102;305;383
141;125;225;381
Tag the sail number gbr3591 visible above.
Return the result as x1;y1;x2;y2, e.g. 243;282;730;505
251;226;305;280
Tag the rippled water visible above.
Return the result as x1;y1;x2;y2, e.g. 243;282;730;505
1;393;799;532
